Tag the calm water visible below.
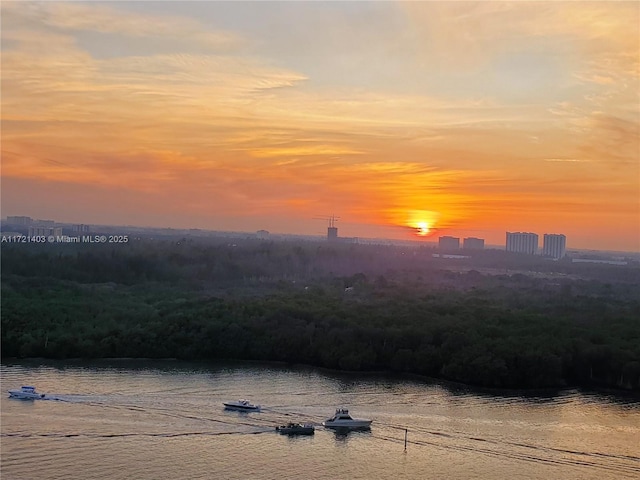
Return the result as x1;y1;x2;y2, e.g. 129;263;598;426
1;360;638;480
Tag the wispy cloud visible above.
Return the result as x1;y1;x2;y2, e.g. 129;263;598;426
2;1;244;50
543;158;592;163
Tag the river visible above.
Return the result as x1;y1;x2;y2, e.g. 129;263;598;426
1;360;638;479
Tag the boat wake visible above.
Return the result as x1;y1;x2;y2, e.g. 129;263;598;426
1;429;274;440
370;422;640;478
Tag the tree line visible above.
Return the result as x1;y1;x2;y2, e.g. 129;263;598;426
2;239;639;391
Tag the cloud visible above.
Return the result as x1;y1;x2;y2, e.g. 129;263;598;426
543;158;591;163
1;1;638;250
399;2;638;68
1;1;243;50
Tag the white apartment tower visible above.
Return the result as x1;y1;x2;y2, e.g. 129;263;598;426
463;237;485;250
543;234;566;259
506;232;539;255
438;236;460;250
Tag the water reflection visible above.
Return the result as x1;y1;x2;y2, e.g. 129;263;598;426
280;432;316;442
330;427;372;442
3;358;638;407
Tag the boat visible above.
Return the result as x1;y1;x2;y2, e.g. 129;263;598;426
223;399;261;411
322;408;372;429
8;386;46;400
275;422;315;435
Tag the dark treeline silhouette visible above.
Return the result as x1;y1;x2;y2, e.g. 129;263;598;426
2;238;639;391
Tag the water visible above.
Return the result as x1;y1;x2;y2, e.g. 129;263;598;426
1;360;638;480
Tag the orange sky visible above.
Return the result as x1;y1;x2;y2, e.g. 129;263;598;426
2;1;639;251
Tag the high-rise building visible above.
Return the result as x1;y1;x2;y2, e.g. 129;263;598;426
29;226;62;237
543;234;566;259
463;237;485;250
6;216;33;225
439;236;460;250
73;224;91;233
506;232;538;255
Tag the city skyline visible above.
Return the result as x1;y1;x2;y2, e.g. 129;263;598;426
2;1;639;252
5;213;640;256
0;214;574;252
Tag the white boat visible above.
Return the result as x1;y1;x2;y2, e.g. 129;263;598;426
223;399;261;411
8;386;46;400
322;408;372;429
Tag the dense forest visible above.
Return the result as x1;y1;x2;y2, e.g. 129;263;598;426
2;237;639;391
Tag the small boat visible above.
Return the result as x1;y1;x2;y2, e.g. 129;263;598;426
223;399;261;411
8;386;46;400
322;408;372;429
275;422;315;435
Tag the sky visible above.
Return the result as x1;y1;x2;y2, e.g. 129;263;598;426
1;1;639;251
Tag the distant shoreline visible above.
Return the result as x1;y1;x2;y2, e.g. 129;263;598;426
3;357;638;399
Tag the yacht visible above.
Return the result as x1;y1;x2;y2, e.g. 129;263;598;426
223;399;261;411
322;408;372;429
8;386;46;400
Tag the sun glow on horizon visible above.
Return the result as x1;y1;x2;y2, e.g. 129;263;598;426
406;210;440;238
416;221;431;236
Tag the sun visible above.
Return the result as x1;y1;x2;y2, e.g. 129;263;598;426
416;221;431;236
406;210;439;238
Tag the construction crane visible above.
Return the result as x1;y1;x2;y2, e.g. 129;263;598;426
313;215;340;241
313;215;340;228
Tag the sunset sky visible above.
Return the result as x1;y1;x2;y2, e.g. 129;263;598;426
2;1;639;251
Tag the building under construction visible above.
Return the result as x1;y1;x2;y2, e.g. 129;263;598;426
315;215;340;241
